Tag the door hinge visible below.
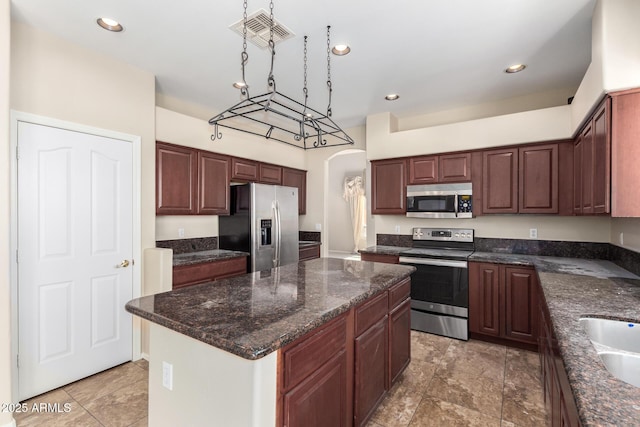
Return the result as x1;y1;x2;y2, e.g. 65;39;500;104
15;145;19;160
16;249;18;264
17;354;19;368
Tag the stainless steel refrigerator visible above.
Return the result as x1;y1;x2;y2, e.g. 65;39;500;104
219;183;299;272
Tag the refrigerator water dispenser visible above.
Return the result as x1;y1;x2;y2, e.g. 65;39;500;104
260;219;272;246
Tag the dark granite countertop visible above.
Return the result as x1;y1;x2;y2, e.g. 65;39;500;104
126;258;415;360
172;249;249;267
359;245;406;256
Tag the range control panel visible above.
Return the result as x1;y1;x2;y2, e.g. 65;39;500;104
412;228;474;243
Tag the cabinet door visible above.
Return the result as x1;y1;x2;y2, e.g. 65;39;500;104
592;99;611;214
354;316;388;426
282;167;307;214
283;351;347;427
439;153;471;183
156;142;197;215
197;151;230;215
389;298;411;385
573;138;583;215
360;253;399;264
259;163;283;185
469;263;500;336
231;157;259;182
504;267;538;344
371;159;406;214
580;123;594;214
407;155;438;185
482;148;518;213
519;144;558;213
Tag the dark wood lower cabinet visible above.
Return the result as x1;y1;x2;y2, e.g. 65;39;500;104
172;256;247;289
284;351;347;427
299;244;320;261
469;262;538;348
389;298;411;385
360;253;399;264
278;278;411;427
354;316;388;426
539;289;580;427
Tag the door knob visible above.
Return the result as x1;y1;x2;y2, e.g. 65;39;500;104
117;260;130;268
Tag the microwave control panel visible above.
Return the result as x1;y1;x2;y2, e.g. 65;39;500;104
458;195;472;213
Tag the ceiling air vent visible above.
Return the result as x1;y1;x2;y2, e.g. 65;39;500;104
229;9;295;49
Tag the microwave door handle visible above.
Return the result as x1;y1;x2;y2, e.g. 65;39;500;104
454;193;459;218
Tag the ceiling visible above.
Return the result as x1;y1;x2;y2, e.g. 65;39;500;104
11;0;596;128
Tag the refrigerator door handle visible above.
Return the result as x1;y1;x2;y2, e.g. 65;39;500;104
276;200;282;266
272;201;278;267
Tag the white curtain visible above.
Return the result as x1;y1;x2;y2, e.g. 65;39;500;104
343;176;367;252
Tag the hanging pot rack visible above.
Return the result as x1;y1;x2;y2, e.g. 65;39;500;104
209;0;354;150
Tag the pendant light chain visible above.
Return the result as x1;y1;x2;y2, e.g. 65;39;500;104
267;0;276;101
303;35;309;114
326;25;333;117
240;0;249;98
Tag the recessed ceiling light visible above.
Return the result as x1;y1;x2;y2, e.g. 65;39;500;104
385;94;400;101
332;44;351;56
232;81;248;89
505;64;526;73
97;17;123;32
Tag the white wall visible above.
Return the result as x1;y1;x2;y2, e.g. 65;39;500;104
0;0;12;424
327;151;367;253
611;218;640;253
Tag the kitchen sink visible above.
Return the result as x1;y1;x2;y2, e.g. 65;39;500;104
580;317;640;388
597;352;640;388
579;317;640;353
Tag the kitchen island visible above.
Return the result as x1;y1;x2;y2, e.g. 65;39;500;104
126;258;415;426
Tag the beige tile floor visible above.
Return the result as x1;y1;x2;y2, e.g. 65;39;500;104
14;332;546;427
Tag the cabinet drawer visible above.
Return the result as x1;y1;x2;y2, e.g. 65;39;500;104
282;314;347;390
172;256;247;289
360;253;399;264
355;291;389;337
388;278;410;310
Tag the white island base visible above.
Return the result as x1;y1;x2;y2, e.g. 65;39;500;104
148;323;278;427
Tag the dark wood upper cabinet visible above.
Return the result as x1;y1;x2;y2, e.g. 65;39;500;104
580;122;595;215
407;155;438;184
282;167;307;214
439;152;472;182
573;137;583;215
482;148;518;213
197;151;230;215
371;158;406;214
231;157;259;182
259;163;283;185
518;144;558;214
407;153;471;185
592;99;611;214
156;142;198;215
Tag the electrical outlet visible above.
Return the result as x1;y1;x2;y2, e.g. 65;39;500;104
178;228;185;238
620;232;624;245
315;223;322;231
529;228;538;239
162;361;173;391
394;225;401;233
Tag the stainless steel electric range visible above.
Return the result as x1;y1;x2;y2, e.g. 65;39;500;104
399;227;474;340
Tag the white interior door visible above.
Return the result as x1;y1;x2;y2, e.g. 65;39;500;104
17;121;134;400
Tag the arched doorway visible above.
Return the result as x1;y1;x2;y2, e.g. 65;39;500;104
324;149;369;259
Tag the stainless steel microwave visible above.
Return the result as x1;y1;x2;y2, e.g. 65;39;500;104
406;183;473;218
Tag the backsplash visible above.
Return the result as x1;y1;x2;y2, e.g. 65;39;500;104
376;234;413;247
375;234;640;277
299;231;321;242
156;237;218;254
474;238;610;259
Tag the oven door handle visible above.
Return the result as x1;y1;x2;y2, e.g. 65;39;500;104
399;257;468;269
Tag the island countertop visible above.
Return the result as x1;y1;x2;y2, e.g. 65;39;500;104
126;257;415;360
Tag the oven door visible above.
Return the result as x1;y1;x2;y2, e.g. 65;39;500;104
399;257;468;317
